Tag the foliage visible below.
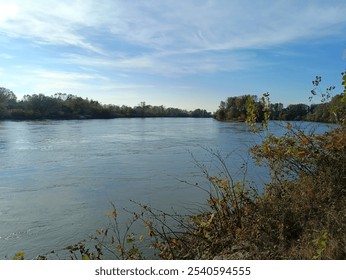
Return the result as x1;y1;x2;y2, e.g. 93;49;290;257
0;87;17;118
12;252;25;260
0;91;211;120
308;71;346;125
248;126;345;259
64;240;103;260
216;95;262;122
91;205;145;260
239;74;345;259
215;74;346;124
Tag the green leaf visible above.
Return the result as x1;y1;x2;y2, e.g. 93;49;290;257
12;252;25;260
82;255;90;260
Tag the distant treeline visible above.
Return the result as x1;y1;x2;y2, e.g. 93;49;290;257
0;88;212;120
215;94;344;123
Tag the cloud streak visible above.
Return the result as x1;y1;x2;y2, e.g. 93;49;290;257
2;1;346;54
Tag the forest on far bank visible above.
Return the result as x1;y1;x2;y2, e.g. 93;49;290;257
1;86;343;123
215;93;344;124
0;88;211;120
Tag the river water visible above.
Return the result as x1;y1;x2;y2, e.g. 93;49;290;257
0;118;334;259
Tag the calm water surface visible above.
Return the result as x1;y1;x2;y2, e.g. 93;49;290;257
0;118;334;258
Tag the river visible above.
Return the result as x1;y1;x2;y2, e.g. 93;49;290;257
0;118;334;259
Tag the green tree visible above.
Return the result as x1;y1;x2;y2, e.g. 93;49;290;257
0;87;17;118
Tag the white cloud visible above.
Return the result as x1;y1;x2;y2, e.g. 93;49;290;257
33;70;97;81
0;2;18;23
97;0;346;53
63;49;257;77
0;0;105;53
1;0;345;54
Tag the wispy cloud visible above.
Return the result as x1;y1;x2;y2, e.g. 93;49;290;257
0;0;105;53
100;0;346;53
63;50;257;77
2;1;346;55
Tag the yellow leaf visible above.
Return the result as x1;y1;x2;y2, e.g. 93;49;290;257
12;252;25;260
106;209;117;218
82;255;90;260
209;176;217;181
233;200;238;209
219;179;229;187
301;136;310;144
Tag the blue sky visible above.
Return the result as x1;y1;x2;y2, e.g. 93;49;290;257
0;0;345;112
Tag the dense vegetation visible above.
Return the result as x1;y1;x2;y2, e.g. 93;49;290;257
0;89;211;120
215;82;344;123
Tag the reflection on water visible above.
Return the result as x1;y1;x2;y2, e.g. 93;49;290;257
0;118;334;259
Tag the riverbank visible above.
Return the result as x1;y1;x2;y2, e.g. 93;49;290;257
147;125;346;260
